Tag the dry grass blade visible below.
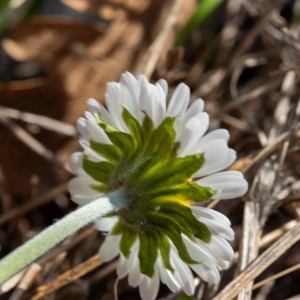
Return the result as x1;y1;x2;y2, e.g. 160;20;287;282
8;264;41;300
236;65;296;300
268;71;295;143
229;219;298;268
0;114;69;171
31;254;102;300
220;114;250;132
1;1;300;299
0;270;27;294
252;263;300;291
212;222;300;300
210;79;281;118
259;220;298;248
236;197;261;300
38;227;96;265
135;0;183;78
0;106;76;136
0;181;68;226
243;124;300;174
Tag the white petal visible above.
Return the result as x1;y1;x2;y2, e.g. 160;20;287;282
94;216;119;232
76;118;89;140
121;72;139;105
194;239;229;270
190;263;220;284
196;171;248;199
79;140;104;162
182;235;215;263
139;276;151;300
194;214;234;241
148;269;160;300
87;98;101;113
177;112;210;156
206;221;233;241
172;117;183;143
177;117;201;156
209;235;234;261
138;76;166;127
183;98;204;121
99;234;121;262
167;83;190;116
149;84;165;127
139;271;160;300
191;206;233;235
85;119;111;144
69;152;85;176
156;78;168;97
117;253;129;279
198;129;230;145
190;206;231;226
68;176;102;205
157;253;180;293
170;246;195;295
223;149;237;169
193;139;229;177
182;235;228;270
139;276;149;300
194;112;209;139
120;72;140;121
139;76;156;122
154;83;166;122
128;238;139;264
126;238;140;274
84;111;95;121
105;82;127;132
87;98;115;126
127;239;142;288
106;83;122;114
128;252;142;288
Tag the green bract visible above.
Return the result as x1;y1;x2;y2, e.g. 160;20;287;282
83;107;216;277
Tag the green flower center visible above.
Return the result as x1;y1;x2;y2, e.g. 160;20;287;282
83;108;216;277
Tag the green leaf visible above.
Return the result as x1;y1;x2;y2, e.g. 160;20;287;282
146;213;197;264
0;0;36;32
151;201;211;243
156;232;174;272
149;182;215;203
174;0;224;48
0;0;10;11
126;117;176;184
169;142;180;159
83;156;114;184
144;116;176;161
96;114;135;154
90;140;122;164
89;184;107;193
119;225;138;258
27;0;47;16
107;131;135;155
96;115;119;133
111;221;123;235
142;114;154;144
122;107;143;148
139;153;204;190
139;231;158;277
180;294;197;300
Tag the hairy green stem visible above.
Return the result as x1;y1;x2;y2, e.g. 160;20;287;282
0;189;126;284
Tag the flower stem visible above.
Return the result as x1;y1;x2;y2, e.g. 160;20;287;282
0;189;126;284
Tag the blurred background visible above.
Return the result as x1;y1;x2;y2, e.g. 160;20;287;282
1;0;300;299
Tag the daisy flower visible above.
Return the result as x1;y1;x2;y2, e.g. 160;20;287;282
68;72;248;300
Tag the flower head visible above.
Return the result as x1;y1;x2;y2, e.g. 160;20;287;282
69;72;248;299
